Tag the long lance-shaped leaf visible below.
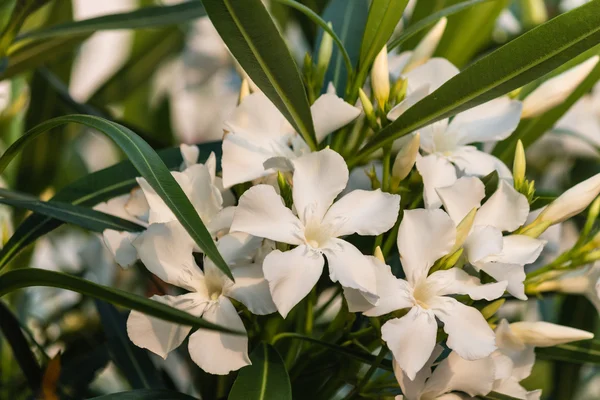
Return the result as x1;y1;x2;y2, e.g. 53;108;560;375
388;0;493;51
0;143;220;269
353;0;600;161
202;0;317;149
0;196;144;233
89;390;198;399
0;115;232;280
15;2;205;42
0;269;242;335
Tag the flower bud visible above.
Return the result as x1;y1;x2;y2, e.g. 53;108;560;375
391;132;420;185
453;208;477;252
537;173;600;225
402;17;447;73
522;56;600;118
390;77;408;105
358;88;378;130
238;78;250;105
513;139;526;189
371;45;390;110
481;298;505;320
510;321;594;347
317;23;333;75
520;0;548;27
374;246;385;263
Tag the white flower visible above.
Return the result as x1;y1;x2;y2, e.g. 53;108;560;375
394;346;496;400
522;56;599;118
230;148;400;317
346;208;506;380
401;17;447;74
127;231;276;375
221;91;360;188
436;177;546;300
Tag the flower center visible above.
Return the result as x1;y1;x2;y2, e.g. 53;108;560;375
412;281;435;309
303;222;331;249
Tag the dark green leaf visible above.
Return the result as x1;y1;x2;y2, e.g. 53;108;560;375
0;115;232;279
89;389;198;399
0;269;243;334
0;142;220;269
229;342;292;400
16;2;204;42
482;392;523;400
59;345;110;397
355;0;600;160
202;0;317;149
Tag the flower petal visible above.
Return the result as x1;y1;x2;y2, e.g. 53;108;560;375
133;221;207;293
449;97;523;145
436;177;485;224
263;245;324;318
102;230;139;268
475;180;529;232
424;351;496;397
188;297;250;375
225;262;277;315
464;225;503;263
404;58;459;94
398;209;456;285
415;154;457;209
180;143;199;169
231;185;304;245
393;346;444;400
431;297;496;360
322;189;400;237
484;235;545;265
478;262;527;300
127;293;207;359
292;149;349;225
311;93;361;143
450;147;512;180
426;268;507;301
381;307;438;381
221;134;282;188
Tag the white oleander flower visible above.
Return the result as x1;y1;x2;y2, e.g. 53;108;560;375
230;148;400;318
221;91;360;188
345;208;506;380
394;346;496;400
436;177;546;299
127;231;276;375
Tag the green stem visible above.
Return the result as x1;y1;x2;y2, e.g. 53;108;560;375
343;346;388;400
381;145;392;192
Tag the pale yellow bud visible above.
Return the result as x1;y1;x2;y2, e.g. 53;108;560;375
238;79;250;104
371;45;390;109
374;246;385;263
391;132;420;183
358;88;378;129
538;173;600;225
317;23;334;74
513;139;526;188
520;0;548;27
453;208;477;252
403;17;447;73
510;321;593;347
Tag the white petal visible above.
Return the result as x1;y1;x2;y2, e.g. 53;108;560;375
311;93;361;142
426;268;507;301
221;134;280;188
323;239;378;303
494;320;535;380
418;119;449;153
449;97;523;145
464;225;503;263
207;206;236;236
225;262;277;315
322;189;400;237
137;176;178;224
188;297;250;375
125;188;149;222
475;180;529;232
127;293;207;359
216;232;262;265
436;177;485;224
344;257;413;315
292;149;348;225
387;85;431;121
493;377;531;400
393;346;444;400
477;262;527;300
133;221;207;293
381;308;438;381
424;351;496;397
538;173;600;224
415;154;457;209
183;164;223;223
510;321;594;347
102;230;139;268
450;147;512;180
484;235;545;265
404;58;459;94
398;209;456;285
231;185;304;245
180;143;199;168
431;297;496;360
262;246;324;318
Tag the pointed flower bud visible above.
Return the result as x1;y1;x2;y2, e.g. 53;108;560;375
510;321;594;347
520;0;548;27
391;132;420;185
513;139;526;189
390;77;408;105
374;246;385;263
481;298;505;320
371;45;390;110
317;23;334;75
522;56;600;118
403;17;447;73
453;208;477;252
537;173;600;225
358;88;378;130
238;78;250;105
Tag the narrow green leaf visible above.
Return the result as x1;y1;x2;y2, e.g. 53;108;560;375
89;390;198;399
359;0;409;66
536;340;600;365
388;0;493;51
0;115;232;280
0;193;144;233
229;342;292;400
355;0;600;161
202;0;317;149
0;142;220;269
0;269;242;334
482;392;523;400
15;2;204;42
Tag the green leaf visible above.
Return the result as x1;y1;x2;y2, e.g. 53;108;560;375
229;342;292;400
493;54;600;164
355;0;600;161
388;0;494;51
0;190;144;233
482;392;524;400
202;0;317;149
15;2;204;42
536;339;600;365
0;269;242;334
0;115;233;280
89;390;198;399
0;142;220;269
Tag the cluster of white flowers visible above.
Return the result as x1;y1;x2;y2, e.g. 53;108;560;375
95;21;600;399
